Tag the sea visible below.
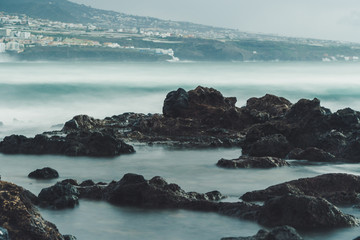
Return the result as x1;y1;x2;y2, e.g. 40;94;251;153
0;60;360;240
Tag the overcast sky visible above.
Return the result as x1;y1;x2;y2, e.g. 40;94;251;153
70;0;360;42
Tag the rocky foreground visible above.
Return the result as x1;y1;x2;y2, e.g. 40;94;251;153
34;173;360;231
0;181;73;240
0;86;359;165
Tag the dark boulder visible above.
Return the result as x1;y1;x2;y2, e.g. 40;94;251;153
28;167;59;179
258;194;358;229
79;179;96;187
217;156;289;169
162;88;189;118
329;108;360;130
286;98;331;123
242;134;293;158
242;173;360;205
62;115;100;132
221;225;303;240
0;181;65;240
287;147;337;162
38;182;80;209
245;94;292;120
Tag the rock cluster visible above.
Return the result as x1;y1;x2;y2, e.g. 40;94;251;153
0;131;135;157
37;173;359;231
1;86;359;161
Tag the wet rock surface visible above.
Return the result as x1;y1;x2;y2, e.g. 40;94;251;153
38;182;80;209
0;181;66;240
258;194;358;229
221;225;303;240
28;167;59;179
217;156;289;169
0;131;135;157
241;173;360;205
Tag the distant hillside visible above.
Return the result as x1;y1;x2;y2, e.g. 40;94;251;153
0;0;227;33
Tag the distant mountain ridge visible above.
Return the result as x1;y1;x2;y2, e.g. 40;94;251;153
0;0;228;33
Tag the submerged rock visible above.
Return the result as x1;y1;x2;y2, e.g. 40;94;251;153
241;173;360;205
0;181;65;240
217;156;289;169
221;225;303;240
258;194;358;229
28;167;59;179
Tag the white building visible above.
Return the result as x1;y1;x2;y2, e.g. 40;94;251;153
6;42;20;51
0;43;5;53
19;32;31;39
0;28;11;37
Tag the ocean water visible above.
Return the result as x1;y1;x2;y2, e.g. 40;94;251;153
0;61;360;239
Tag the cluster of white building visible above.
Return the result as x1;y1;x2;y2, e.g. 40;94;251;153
0;28;31;52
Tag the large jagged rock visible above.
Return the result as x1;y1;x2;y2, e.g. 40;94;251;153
221;226;303;240
0;181;65;240
258;194;358;229
217;156;289;169
245;94;292;121
0;131;135;157
28;167;59;179
242;173;360;205
162;88;189;118
38;182;80;209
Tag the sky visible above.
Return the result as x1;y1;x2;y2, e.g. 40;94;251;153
70;0;360;42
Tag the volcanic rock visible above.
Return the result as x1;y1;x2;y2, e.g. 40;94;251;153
0;131;135;157
286;147;337;162
241;173;360;205
217;156;289;169
242;134;293;158
38;182;80;209
28;167;59;179
258;194;358;229
0;181;65;240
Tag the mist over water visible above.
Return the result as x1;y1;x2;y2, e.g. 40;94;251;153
1;61;360;239
1;61;360;138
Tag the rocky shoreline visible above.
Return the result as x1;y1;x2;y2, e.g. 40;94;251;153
0;86;359;239
1;86;359;163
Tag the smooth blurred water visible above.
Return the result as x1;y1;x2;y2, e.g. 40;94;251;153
0;61;360;239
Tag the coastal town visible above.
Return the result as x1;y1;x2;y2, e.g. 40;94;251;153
0;12;178;59
1;11;360;62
